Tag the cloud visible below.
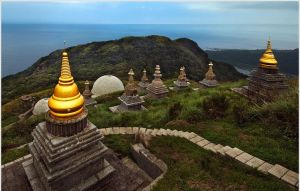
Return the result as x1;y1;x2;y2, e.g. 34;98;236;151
185;2;298;12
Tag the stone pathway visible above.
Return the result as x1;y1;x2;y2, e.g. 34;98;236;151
100;127;299;188
2;126;298;188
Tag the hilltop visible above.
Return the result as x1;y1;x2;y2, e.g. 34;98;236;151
2;35;244;104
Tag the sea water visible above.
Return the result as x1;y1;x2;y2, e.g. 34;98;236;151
2;24;298;77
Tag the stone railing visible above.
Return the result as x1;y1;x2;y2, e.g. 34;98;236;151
100;127;299;188
131;143;168;191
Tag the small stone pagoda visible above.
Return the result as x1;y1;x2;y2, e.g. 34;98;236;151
83;80;96;106
116;69;145;112
23;51;115;191
146;65;169;99
174;66;189;89
240;40;288;102
199;61;219;87
138;69;150;92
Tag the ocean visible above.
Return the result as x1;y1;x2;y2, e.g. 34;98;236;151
2;24;298;77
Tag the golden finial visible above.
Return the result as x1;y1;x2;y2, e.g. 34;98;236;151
259;39;278;70
48;50;84;119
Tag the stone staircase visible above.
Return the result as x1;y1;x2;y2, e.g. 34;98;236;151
100;127;299;188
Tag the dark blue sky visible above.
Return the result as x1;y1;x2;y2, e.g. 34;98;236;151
2;1;299;24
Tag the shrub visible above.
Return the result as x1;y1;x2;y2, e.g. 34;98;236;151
165;120;190;128
167;102;183;121
202;93;229;119
94;91;123;103
232;101;255;126
180;106;204;124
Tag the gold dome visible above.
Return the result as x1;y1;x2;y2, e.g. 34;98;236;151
259;40;278;69
48;51;84;119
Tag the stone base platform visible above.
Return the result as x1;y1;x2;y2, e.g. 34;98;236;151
85;98;97;106
109;105;148;113
3;149;152;191
27;121;116;191
146;84;169;99
23;158;115;191
199;79;218;87
231;86;265;104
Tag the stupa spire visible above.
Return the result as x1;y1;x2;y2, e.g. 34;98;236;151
174;66;189;89
178;66;187;81
141;69;148;82
205;62;216;80
259;39;278;70
48;51;84;119
125;69;137;96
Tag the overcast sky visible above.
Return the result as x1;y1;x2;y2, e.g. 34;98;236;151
2;1;299;24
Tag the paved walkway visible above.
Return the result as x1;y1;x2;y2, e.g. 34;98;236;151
2;126;298;188
100;127;299;188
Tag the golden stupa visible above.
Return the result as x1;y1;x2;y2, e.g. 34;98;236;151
259;40;278;70
48;51;84;119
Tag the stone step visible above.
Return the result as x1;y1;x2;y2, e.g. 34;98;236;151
257;162;273;174
189;136;204;144
122;157;153;183
196;139;210;147
235;152;254;164
268;164;289;179
213;144;223;152
281;170;299;186
245;157;265;168
150;129;159;136
225;147;244;158
203;143;217;153
216;146;232;156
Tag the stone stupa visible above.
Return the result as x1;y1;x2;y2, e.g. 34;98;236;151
115;69;146;112
235;40;288;102
83;80;96;106
146;65;169;99
199;61;219;87
138;69;150;93
173;66;189;89
23;51;115;191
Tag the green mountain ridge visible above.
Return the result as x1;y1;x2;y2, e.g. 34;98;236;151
2;35;245;104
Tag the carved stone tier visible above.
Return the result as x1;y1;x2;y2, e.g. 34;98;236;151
117;94;145;111
138;81;150;89
199;79;218;87
173;80;189;89
146;84;169;99
45;108;88;137
24;121;115;191
243;67;288;101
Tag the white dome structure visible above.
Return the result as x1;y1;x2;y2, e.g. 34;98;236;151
91;75;124;98
33;98;49;116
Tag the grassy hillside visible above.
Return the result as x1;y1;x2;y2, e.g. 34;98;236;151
2;35;245;104
103;135;296;191
207;49;299;75
2;79;298;174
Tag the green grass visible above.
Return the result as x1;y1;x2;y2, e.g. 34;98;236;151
2;145;30;164
102;134;296;191
1;79;298;176
86;79;298;171
2;115;18;127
